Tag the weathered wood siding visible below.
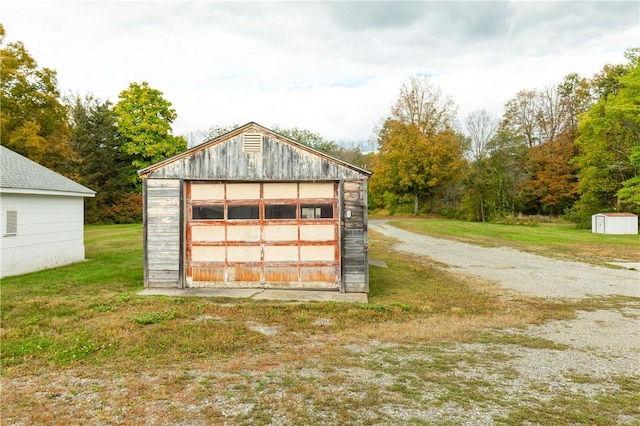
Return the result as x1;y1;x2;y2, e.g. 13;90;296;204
341;180;368;293
144;133;365;182
144;179;181;288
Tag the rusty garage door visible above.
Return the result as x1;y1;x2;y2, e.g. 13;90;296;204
186;182;339;289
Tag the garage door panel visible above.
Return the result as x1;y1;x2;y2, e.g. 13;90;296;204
191;225;225;242
227;246;261;262
300;224;335;241
227;225;261;242
192;246;225;262
192;266;225;282
264;266;298;282
191;183;224;200
264;245;298;262
300;245;335;262
264;225;298;241
226;183;260;199
299;182;334;198
228;266;261;282
263;183;297;199
300;266;336;283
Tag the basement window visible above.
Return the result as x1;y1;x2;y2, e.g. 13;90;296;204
300;204;333;219
4;210;17;236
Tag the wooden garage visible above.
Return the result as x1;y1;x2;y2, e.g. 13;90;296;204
138;122;371;294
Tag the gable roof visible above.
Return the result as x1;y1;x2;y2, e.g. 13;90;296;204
0;146;95;197
138;122;372;178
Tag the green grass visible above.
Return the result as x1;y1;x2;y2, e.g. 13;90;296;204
391;218;640;264
1;223;638;425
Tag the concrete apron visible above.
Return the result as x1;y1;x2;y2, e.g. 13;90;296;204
138;288;368;303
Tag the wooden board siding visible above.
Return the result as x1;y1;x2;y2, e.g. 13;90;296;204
144;179;181;288
144;134;366;182
341;180;368;293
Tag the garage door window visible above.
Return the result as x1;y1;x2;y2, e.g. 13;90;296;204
192;205;224;220
265;204;297;220
301;204;334;219
228;205;260;220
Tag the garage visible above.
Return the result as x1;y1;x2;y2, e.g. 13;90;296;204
138;122;371;294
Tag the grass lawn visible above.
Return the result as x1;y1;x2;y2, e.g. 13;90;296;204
389;218;640;265
1;223;638;424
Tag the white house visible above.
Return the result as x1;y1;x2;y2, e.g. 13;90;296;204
592;213;638;235
0;146;96;278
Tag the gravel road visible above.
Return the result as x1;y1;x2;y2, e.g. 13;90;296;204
368;220;640;424
370;221;640;299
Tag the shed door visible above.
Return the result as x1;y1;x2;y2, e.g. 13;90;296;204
596;216;605;234
186;182;339;289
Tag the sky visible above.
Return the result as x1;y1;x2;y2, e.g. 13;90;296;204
2;1;639;145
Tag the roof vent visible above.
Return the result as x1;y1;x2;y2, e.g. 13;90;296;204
243;133;262;153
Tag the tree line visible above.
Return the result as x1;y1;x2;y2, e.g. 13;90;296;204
369;48;640;227
2;24;638;226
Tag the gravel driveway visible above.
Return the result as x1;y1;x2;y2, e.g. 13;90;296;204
370;221;640;299
368;220;640;424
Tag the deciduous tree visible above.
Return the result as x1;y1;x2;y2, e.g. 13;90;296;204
465;109;499;161
558;73;592;134
0;24;76;176
370;77;465;214
524;133;579;215
459;129;529;221
502;90;539;148
114;82;186;175
67;94;140;223
390;76;456;137
575;52;640;220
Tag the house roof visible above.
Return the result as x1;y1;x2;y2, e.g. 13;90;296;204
0;146;95;197
138;122;372;178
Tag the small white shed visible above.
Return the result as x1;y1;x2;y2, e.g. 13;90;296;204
0;146;96;278
592;213;638;235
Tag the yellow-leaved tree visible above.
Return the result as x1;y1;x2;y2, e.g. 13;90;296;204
0;24;77;178
370;76;466;214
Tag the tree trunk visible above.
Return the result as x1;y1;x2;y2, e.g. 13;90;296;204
414;193;419;215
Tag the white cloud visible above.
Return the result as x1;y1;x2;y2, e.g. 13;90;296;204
2;0;638;143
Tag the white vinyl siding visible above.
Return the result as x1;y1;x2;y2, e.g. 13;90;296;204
4;210;17;236
0;194;86;278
